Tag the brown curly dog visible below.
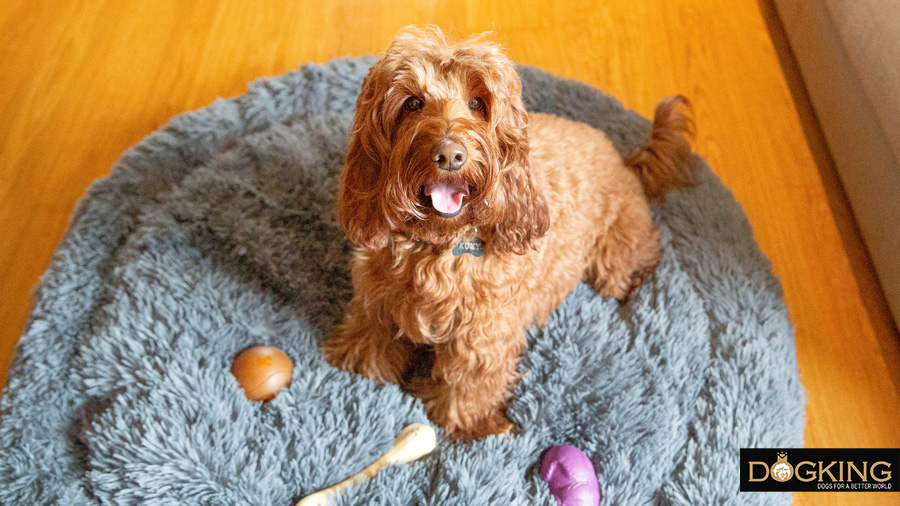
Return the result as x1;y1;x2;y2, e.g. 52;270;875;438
323;26;695;441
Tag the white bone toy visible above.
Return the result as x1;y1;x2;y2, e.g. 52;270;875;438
295;423;437;506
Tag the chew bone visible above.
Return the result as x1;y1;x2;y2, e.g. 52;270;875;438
295;423;437;506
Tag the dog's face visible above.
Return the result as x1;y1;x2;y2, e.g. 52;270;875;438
337;26;548;252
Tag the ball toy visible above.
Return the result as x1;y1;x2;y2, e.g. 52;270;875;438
231;346;293;401
540;445;601;506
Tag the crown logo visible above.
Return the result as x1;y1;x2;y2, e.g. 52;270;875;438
771;452;793;482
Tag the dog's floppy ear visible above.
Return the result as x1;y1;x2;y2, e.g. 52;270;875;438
337;64;393;250
487;159;550;254
487;51;531;172
482;52;550;254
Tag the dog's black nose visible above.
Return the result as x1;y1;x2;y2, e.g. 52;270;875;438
431;138;467;171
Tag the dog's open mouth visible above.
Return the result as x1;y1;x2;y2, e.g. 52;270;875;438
423;178;470;219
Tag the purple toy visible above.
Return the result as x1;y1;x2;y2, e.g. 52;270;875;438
540;445;601;506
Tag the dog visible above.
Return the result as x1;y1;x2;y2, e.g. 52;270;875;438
323;26;695;441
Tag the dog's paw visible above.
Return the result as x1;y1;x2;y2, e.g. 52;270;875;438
321;334;407;384
595;263;657;301
445;410;515;442
320;336;357;372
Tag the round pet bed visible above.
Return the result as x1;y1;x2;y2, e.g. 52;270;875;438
0;57;805;506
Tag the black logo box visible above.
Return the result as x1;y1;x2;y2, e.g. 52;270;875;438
740;448;899;492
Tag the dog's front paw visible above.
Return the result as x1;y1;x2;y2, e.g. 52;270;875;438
444;410;515;442
320;336;352;369
321;328;413;384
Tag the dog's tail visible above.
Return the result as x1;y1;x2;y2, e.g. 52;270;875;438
625;95;696;201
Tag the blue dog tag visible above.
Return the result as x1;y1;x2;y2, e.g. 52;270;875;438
452;235;485;257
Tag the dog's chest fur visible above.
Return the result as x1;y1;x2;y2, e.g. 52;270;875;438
357;241;531;346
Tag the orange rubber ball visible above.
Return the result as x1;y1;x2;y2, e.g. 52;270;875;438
231;346;293;401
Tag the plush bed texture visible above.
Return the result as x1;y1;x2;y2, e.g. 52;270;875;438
0;57;805;506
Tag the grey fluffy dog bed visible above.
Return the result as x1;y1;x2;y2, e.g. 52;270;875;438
0;57;805;506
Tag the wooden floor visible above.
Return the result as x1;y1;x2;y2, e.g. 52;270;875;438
2;1;898;504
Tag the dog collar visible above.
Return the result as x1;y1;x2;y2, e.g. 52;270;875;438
408;229;485;257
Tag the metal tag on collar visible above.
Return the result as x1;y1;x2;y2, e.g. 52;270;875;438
452;230;485;257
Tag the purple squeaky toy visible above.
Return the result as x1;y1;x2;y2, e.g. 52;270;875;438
540;445;601;506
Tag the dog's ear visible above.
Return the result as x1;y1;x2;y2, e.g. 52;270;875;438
337;65;394;250
486;53;530;170
481;52;550;254
487;160;550;254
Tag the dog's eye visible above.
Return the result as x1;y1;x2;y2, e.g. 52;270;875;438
404;96;424;112
468;97;485;113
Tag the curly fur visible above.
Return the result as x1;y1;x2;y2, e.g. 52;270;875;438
324;26;696;440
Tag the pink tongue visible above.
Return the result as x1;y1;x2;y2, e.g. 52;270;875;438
425;180;469;215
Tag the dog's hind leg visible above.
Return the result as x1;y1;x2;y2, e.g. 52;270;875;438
585;201;660;300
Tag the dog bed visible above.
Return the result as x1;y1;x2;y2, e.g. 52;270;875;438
0;57;805;506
